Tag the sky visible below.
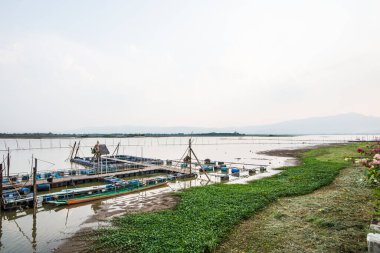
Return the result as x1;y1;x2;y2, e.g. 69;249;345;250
0;0;379;132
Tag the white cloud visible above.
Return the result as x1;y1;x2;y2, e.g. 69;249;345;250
0;0;379;132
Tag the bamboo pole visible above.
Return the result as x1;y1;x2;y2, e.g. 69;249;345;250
189;139;192;175
32;207;37;251
190;146;211;181
32;156;38;245
33;158;37;209
0;164;3;208
7;148;10;177
70;141;77;160
105;158;108;174
100;157;102;175
74;141;80;158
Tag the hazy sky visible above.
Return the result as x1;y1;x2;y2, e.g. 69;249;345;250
0;0;379;132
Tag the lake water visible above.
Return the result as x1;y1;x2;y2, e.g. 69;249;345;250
0;135;377;253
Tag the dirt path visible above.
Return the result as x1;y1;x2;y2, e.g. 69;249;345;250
216;164;372;253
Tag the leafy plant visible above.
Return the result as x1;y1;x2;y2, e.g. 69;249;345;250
355;142;380;219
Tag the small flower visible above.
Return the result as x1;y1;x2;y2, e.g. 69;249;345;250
356;158;371;167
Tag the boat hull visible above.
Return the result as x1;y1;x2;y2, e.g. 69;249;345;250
55;182;168;205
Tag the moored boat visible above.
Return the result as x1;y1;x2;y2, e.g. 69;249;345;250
43;177;168;206
1;189;42;210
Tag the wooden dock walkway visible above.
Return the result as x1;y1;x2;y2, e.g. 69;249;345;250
4;166;192;190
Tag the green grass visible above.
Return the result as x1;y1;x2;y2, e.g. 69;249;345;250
92;144;362;253
217;145;371;253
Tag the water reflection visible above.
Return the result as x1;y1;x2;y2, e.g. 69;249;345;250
0;135;363;175
0;203;86;252
32;210;37;252
0;168;285;253
0;211;2;249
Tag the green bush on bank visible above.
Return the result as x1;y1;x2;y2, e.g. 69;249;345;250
94;145;357;253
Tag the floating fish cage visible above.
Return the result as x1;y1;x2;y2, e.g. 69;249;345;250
68;169;76;176
200;165;214;172
1;189;36;210
231;168;240;176
21;174;30;181
2;178;10;184
220;166;228;172
231;168;240;173
19;187;30;195
167;172;197;180
167;175;176;181
37;183;50;191
204;159;217;165
71;155;164;172
220;174;229;181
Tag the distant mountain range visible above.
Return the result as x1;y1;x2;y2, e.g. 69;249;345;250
237;113;380;135
71;113;380;135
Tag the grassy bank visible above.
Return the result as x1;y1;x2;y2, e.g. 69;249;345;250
217;150;371;252
92;144;363;252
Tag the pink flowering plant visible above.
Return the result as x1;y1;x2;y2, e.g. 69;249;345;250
356;142;380;185
355;142;380;216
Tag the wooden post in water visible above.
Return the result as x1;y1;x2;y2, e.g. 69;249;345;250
189;141;211;181
105;158;108;174
32;211;37;251
0;164;3;208
70;141;77;161
32;174;37;252
33;158;37;210
188;139;192;174
74;141;81;158
7;148;10;178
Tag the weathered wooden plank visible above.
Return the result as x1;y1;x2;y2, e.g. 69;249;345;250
6;166;189;189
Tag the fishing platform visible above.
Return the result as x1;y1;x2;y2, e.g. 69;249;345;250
3;166;193;190
1;140;268;209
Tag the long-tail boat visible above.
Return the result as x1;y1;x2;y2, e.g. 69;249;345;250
43;177;168;205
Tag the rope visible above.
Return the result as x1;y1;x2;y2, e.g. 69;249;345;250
36;158;55;166
172;147;189;170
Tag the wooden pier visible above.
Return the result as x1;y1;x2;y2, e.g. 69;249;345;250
4;165;192;190
2;140;236;192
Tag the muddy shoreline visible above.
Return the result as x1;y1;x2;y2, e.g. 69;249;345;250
258;144;340;165
257;147;312;167
257;144;333;158
54;192;180;253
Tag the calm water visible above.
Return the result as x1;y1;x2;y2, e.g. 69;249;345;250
0;135;377;253
0;135;373;175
